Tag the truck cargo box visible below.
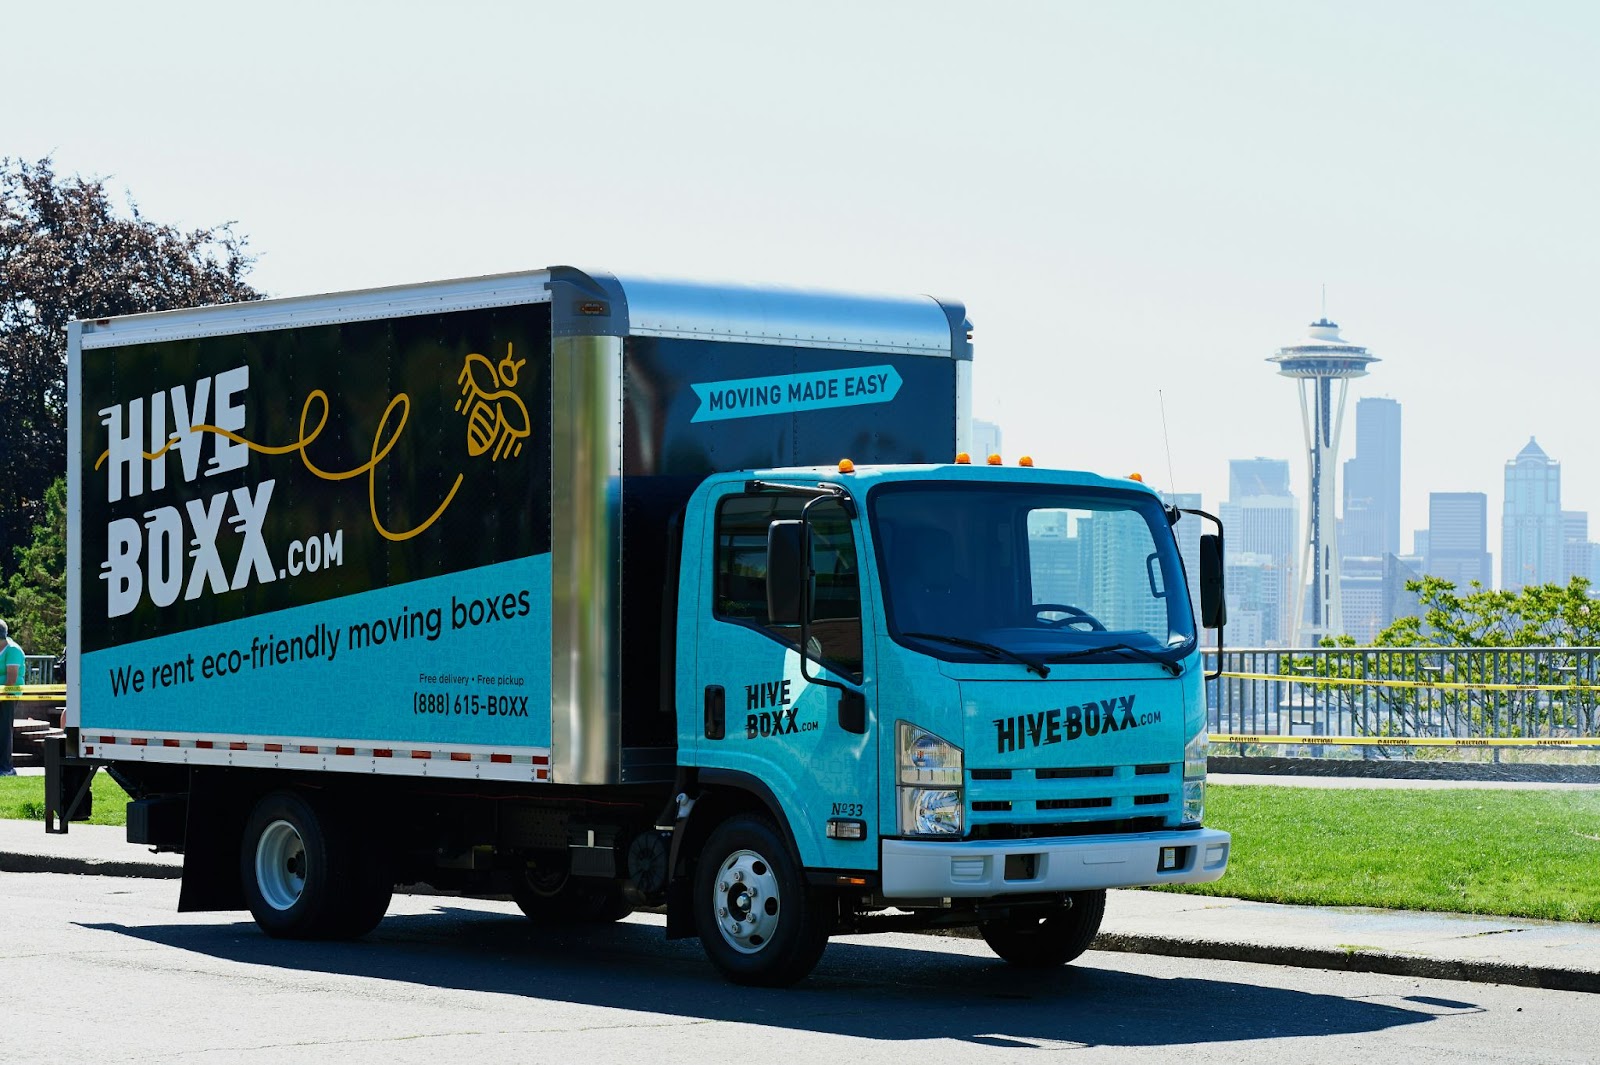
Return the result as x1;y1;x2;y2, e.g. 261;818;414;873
68;268;971;786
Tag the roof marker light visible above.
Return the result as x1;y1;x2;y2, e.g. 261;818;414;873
838;458;856;474
1019;456;1034;467
1129;472;1144;482
987;454;1003;466
955;452;972;464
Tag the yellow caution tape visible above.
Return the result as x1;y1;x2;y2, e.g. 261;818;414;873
1211;733;1600;748
1219;670;1598;694
0;685;66;700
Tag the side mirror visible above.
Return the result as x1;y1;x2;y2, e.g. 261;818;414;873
1199;532;1226;629
767;519;808;625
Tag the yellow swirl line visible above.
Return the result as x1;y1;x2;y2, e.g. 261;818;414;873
94;391;463;542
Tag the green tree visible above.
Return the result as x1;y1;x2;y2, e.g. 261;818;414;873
0;475;65;655
1376;575;1600;648
1368;576;1600;741
0;156;261;579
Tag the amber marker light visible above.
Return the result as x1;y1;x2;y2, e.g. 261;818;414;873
987;454;1003;466
955;452;972;464
838;458;856;474
1019;456;1034;467
1129;472;1144;482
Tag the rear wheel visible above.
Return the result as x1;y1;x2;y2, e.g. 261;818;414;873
978;890;1106;968
510;862;632;925
240;790;391;940
694;814;829;986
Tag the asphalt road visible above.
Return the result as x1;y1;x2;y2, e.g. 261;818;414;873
3;872;1591;1065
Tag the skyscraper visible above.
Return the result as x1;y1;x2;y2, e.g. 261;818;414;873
1229;458;1291;501
1563;511;1593;585
1341;397;1402;560
1427;492;1492;589
1222;458;1298;645
972;419;1002;462
1269;318;1380;643
1167;492;1203;629
1502;438;1562;591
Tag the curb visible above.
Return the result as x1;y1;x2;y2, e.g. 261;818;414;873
1088;931;1600;996
0;852;181;879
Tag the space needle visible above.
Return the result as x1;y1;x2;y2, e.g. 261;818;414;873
1268;316;1379;645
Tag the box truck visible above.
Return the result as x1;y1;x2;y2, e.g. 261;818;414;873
47;267;1230;985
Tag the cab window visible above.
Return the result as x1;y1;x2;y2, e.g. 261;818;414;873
713;494;863;680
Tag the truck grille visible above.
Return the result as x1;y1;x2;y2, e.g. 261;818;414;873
964;762;1181;838
1036;797;1112;811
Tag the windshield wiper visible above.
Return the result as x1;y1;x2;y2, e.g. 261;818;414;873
1050;642;1183;677
902;632;1051;678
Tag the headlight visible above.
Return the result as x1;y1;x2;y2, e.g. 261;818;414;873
1182;722;1207;825
899;787;964;836
1182;780;1205;826
897;722;962;786
897;722;964;835
1184;724;1207;781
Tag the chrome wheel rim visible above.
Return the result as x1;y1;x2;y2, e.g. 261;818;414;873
711;848;781;954
255;819;306;911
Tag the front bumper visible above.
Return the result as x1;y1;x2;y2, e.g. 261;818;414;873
880;827;1230;898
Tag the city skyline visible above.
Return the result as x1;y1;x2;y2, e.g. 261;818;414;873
9;5;1599;576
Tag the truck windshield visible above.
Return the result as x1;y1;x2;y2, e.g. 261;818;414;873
869;483;1196;668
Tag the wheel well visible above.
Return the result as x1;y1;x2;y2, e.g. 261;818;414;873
664;776;802;939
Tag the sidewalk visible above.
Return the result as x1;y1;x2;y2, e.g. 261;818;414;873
3;815;1598;993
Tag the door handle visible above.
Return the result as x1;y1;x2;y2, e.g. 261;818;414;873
704;685;725;740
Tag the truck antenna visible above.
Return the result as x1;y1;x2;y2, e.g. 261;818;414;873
1158;389;1178;504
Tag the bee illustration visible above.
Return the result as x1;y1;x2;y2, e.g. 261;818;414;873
455;344;531;461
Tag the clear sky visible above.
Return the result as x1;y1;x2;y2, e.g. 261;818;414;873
11;1;1599;575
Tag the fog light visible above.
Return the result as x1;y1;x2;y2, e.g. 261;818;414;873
1160;846;1178;871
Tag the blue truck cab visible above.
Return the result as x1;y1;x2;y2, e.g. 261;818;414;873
50;267;1227;987
674;462;1229;980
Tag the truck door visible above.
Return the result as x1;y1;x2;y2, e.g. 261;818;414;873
693;489;877;871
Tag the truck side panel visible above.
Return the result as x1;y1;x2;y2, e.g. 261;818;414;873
75;304;555;765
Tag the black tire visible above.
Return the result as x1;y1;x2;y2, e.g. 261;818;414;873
240;790;390;940
694;814;830;987
978;890;1106;968
510;864;633;925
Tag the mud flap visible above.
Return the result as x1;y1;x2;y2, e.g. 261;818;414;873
178;768;250;912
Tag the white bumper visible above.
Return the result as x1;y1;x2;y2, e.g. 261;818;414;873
880;827;1230;899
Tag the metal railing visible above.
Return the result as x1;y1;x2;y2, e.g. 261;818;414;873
1204;646;1600;748
22;655;55;686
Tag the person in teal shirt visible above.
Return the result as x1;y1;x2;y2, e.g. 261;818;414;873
0;620;22;685
0;619;23;776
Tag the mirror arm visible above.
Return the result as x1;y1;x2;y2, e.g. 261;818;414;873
795;496;866;735
796;494;851;697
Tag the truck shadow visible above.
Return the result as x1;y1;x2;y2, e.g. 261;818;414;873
81;905;1436;1048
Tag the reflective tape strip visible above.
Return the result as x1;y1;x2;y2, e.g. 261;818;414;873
83;732;554;768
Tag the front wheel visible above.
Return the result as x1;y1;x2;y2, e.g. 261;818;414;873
978;890;1106;968
694;814;830;986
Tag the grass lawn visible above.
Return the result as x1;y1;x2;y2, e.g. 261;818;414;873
0;773;130;827
1166;784;1600;922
